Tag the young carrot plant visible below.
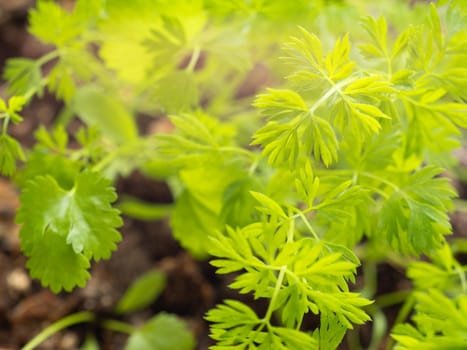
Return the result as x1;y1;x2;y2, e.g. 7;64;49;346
1;0;466;349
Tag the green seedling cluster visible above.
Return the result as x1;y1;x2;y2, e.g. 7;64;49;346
1;0;466;349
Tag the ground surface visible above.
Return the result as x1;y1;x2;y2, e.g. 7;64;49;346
0;2;466;350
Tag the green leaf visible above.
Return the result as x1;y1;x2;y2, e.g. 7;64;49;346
73;85;138;144
0;135;25;176
17;171;122;291
210;223;371;330
73;0;106;25
151;71;199;113
325;34;355;81
29;0;82;46
250;191;287;219
143;15;186;67
156;112;237;169
125;313;195;350
392;290;467;350
34;125;69;153
360;16;388;58
3;58;43;96
171;188;219;259
1;96;26;124
380;166;456;255
206;300;264;348
269;326;318;350
26;230;90;293
253;89;339;167
115;270;166;314
342;128;401;171
316;313;347;350
17;150;80;190
283;28;355;90
253;89;308;121
48;62;77;102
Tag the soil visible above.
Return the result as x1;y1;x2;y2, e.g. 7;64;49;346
0;2;466;350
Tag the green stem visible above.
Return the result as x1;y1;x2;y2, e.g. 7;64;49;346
36;50;61;67
385;294;414;350
309;75;356;115
346;327;362;350
361;260;377;299
185;45;201;73
101;319;135;334
2;117;9;136
219;146;256;160
263;265;287;323
375;289;412;308
287;215;295;243
360;172;399;192
21;311;95;350
295;211;320;241
367;309;387;350
454;263;467;294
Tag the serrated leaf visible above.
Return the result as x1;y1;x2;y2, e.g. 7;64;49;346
325;34;354;81
116;270;166;314
143;15;186;66
360;16;388;57
271;326;318;350
317;312;347;350
29;0;82;46
17;171;122;292
3;58;43;96
253;88;339;167
391;27;412;59
250;191;287;218
206;300;264;348
0;135;25;176
17;150;80;190
26;230;90;293
380;166;456;255
392;291;467;350
48;62;76;102
253;89;308;121
34;125;69;153
125;313;195;350
0;96;26;124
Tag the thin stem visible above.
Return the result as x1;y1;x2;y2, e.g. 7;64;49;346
101;319;134;334
375;289;412;308
219;146;256;160
21;311;95;350
455;263;467;294
361;261;377;299
360;171;400;192
185;45;201;73
2;117;9;136
263;265;287;323
385;294;414;350
367;309;387;350
295;211;320;241
309;75;355;115
286;215;295;243
36;50;61;67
